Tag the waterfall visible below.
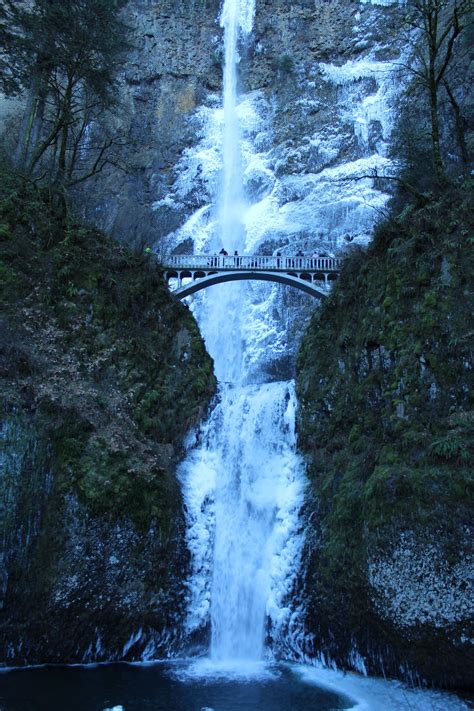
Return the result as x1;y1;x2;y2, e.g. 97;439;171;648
181;383;306;662
219;0;254;250
178;0;307;663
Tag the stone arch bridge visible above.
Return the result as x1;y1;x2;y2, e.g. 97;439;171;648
162;254;342;299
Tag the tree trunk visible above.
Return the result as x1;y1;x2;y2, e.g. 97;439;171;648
425;3;446;186
444;80;470;172
25;83;47;173
14;56;51;172
14;83;39;170
427;74;444;180
429;85;445;182
427;19;446;188
56;81;73;183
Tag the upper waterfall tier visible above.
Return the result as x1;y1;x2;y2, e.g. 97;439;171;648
219;0;256;252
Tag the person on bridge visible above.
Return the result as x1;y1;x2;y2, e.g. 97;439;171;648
219;248;228;256
234;250;241;266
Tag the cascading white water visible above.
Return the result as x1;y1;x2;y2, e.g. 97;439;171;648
178;0;307;663
210;382;305;661
180;382;305;661
191;0;257;385
219;0;255;251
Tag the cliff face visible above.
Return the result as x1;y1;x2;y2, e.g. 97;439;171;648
296;183;474;689
74;0;221;246
0;169;215;664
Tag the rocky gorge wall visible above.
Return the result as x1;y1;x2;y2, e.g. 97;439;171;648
0;169;215;664
74;0;221;246
296;184;474;689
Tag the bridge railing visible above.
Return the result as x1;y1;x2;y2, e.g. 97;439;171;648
163;254;342;272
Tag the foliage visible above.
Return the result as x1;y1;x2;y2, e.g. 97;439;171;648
278;54;295;74
0;162;216;530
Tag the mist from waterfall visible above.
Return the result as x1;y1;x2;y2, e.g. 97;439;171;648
178;0;308;663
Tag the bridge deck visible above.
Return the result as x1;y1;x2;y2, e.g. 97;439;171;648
162;254;342;299
162;254;341;273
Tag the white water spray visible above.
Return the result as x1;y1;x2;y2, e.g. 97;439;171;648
179;0;307;663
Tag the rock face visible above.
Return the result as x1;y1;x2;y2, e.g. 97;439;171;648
76;0;222;245
368;532;472;632
1;415;189;663
296;185;474;689
79;0;407;257
0;173;215;664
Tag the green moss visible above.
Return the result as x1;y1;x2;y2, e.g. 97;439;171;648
278;54;295;73
0;163;216;532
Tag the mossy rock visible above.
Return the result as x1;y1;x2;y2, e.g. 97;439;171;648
296;181;474;688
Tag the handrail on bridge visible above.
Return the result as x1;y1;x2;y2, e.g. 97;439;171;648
162;254;342;272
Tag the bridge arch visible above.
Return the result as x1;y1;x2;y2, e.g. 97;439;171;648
170;270;329;299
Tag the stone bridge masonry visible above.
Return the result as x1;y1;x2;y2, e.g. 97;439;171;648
162;254;342;299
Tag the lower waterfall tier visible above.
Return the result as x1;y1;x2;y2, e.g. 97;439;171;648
179;381;306;660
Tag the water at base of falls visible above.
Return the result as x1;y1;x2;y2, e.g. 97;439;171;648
179;380;306;662
1;662;470;711
0;663;352;711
